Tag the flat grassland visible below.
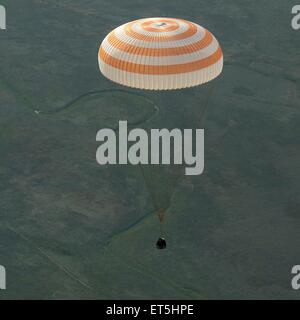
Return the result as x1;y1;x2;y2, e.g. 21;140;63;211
0;0;299;299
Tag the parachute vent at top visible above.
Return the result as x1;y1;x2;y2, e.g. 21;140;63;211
98;17;223;90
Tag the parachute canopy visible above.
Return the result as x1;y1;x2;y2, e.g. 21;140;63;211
99;17;223;90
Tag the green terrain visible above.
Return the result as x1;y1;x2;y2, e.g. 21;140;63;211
0;0;299;299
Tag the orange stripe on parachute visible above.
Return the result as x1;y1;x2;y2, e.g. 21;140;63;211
124;20;197;41
99;46;223;75
141;19;180;32
107;29;213;57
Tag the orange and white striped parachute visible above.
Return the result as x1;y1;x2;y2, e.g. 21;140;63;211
99;17;223;90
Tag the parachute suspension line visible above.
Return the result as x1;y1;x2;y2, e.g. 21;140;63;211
199;82;216;127
138;163;166;237
136;84;217;246
157;209;165;237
